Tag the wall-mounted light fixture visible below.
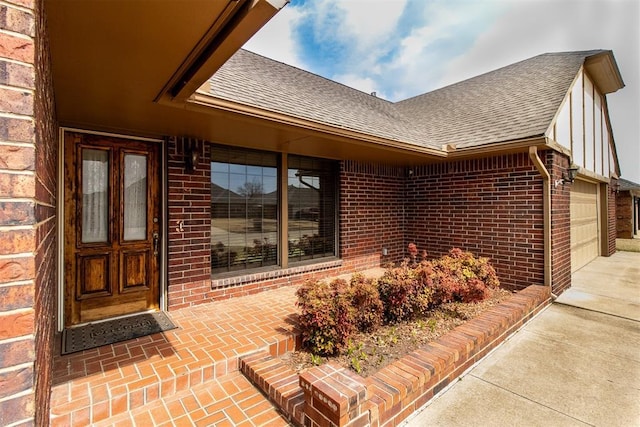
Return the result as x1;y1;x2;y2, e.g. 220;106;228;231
184;138;200;172
612;180;621;194
554;164;580;187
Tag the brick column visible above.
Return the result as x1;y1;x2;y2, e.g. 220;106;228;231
0;0;57;425
299;363;369;427
0;1;38;425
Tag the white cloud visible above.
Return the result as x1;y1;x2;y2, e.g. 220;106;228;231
333;73;385;97
438;0;640;181
242;4;306;69
339;0;408;48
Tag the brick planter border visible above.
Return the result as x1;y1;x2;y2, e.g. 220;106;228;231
240;284;551;427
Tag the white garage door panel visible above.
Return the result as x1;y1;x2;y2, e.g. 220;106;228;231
570;180;599;273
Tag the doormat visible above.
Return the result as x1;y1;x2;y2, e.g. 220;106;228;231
61;312;177;355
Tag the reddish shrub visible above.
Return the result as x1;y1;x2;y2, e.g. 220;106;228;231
430;248;500;303
296;279;356;356
378;260;433;323
349;274;384;332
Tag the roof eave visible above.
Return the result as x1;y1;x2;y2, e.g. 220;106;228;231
159;0;288;104
188;92;448;159
445;136;548;160
585;51;625;94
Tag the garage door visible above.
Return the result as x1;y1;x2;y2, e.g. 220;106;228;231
570;180;599;272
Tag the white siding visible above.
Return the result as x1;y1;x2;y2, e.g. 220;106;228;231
604;115;611;177
550;70;613;179
595;93;603;176
555;97;571;150
584;76;594;171
571;73;584;167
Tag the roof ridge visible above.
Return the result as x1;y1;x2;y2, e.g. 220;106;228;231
237;48;395;104
395;50;607;105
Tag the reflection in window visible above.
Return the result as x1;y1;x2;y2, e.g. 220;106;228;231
210;146;338;276
211;146;278;273
288;156;337;263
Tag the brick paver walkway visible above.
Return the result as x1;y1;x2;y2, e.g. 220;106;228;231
51;286;301;426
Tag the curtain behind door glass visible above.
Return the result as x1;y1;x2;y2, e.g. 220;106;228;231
82;149;109;243
123;154;148;241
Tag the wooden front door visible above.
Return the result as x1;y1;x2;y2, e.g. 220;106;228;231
64;132;161;327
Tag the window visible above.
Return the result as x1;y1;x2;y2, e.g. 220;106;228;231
288;156;337;262
211;146;338;276
211;147;278;274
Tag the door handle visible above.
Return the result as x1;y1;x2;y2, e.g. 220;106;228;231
153;232;160;256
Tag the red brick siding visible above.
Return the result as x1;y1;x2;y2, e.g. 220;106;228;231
339;161;405;268
404;153;545;291
616;191;633;238
166;137;212;309
607;179;617;255
0;1;46;425
547;151;571;295
33;0;58;423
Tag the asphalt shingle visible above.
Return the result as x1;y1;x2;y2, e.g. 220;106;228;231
207;49;610;151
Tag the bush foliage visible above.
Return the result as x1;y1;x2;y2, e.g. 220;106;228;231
296;245;500;356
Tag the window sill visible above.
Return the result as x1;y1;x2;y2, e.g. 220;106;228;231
211;258;343;289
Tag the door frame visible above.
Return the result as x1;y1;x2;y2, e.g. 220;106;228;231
57;128;168;332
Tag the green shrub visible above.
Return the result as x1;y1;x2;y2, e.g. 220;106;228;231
296;279;356;356
349;274;384;332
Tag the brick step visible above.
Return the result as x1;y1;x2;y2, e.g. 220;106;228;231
240;351;305;426
50;332;298;425
89;371;290;426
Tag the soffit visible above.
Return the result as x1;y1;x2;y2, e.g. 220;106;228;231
45;0;281;139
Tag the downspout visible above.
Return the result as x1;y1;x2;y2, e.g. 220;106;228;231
528;146;557;299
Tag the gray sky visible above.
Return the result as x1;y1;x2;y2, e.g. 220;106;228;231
245;0;639;182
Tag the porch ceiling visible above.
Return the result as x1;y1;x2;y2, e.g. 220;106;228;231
45;0;288;140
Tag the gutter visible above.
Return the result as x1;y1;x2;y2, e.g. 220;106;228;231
528;146;557;299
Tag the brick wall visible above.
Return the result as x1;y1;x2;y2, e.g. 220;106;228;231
547;151;571;295
607;179;617;255
339;161;405;269
33;0;58;422
616;191;633;238
166;137;213;309
0;0;57;424
404;153;545;291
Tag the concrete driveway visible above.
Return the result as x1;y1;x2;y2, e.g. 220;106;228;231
403;251;640;427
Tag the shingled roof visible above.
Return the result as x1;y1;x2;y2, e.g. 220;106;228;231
619;178;640;192
207;49;612;151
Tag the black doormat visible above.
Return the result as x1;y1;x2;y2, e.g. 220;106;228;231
61;312;177;355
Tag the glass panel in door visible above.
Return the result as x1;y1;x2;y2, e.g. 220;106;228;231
81;148;109;243
123;154;148;241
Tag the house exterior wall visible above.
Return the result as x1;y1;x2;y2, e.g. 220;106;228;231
165;148;407;309
0;0;57;424
167;137;213;310
404;153;545;291
165;148;611;304
548;151;572;295
339;161;405;268
616;190;633;239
